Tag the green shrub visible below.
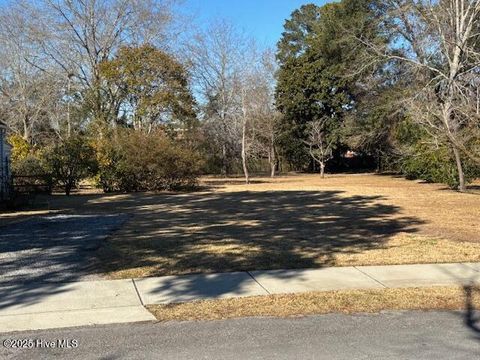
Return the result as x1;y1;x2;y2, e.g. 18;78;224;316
45;136;98;195
12;155;46;176
96;130;202;192
401;142;480;188
394;119;480;189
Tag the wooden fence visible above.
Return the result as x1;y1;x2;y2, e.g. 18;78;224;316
11;174;53;195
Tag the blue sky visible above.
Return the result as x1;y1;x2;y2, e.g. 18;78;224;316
183;0;330;47
0;0;331;47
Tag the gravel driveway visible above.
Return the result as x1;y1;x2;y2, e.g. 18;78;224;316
0;214;129;285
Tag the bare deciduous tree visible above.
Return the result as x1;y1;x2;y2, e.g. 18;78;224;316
361;0;480;191
255;51;282;178
0;10;64;143
186;20;251;175
0;0;178;137
303;118;335;178
236;49;284;183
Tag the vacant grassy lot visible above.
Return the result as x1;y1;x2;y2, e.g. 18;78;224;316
1;173;479;278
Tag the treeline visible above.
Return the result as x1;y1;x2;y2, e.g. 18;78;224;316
0;0;479;194
0;1;281;193
275;0;480;191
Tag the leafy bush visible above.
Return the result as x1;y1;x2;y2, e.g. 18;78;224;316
96;130;202;192
7;134;31;164
393;119;479;189
11;154;46;176
45;136;97;195
401;142;480;188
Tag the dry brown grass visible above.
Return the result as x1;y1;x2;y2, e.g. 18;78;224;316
101;233;480;279
207;174;480;243
147;286;480;322
2;173;479;278
101;174;480;278
333;234;480;266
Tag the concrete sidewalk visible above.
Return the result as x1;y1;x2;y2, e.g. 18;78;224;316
1;262;479;333
0;279;155;333
135;262;480;303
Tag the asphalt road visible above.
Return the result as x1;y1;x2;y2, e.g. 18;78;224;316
1;311;479;359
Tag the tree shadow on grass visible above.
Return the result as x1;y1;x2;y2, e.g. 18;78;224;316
0;189;424;313
96;190;424;300
102;190;423;274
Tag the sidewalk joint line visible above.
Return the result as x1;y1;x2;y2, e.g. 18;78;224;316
132;279;145;305
247;271;271;295
353;266;388;288
467;264;480;273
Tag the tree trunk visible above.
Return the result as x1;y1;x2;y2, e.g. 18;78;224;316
376;150;381;173
269;145;276;178
320;162;325;178
23;117;30;143
453;145;466;192
65;183;72;196
221;143;227;176
67;75;72;138
241;122;249;184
